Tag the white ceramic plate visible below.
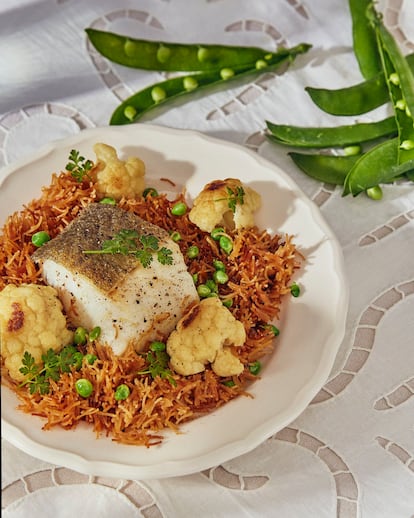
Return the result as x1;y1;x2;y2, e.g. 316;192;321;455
1;124;348;479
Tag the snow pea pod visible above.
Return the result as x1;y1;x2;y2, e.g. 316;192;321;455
289;152;360;185
349;0;382;79
305;54;414;116
343;138;414;196
86;28;286;72
110;43;311;125
266;116;397;148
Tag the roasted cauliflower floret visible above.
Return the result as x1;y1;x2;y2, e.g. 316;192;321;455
189;178;261;233
92;142;145;200
166;297;246;377
0;284;73;382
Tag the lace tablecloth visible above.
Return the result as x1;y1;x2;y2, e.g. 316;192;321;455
1;0;413;517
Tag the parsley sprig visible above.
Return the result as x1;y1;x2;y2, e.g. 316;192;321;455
138;341;177;386
215;186;245;213
65;149;94;182
19;345;83;395
83;229;173;268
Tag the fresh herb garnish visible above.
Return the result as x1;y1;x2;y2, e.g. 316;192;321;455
19;345;82;395
138;341;177;386
83;229;173;268
65;149;94;182
215;186;245;213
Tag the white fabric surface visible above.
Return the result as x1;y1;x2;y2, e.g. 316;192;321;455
1;0;414;517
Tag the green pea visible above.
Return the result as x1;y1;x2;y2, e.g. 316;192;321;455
197;284;211;298
220;68;235;80
74;327;88;345
85;353;97;365
211;227;225;241
89;326;101;341
143;187;159;197
267;324;280;336
183;76;199;91
31;231;50;247
213;259;226;271
156;45;171;63
343;145;362;156
171;201;187;216
187;245;199;259
151;86;167;103
197;47;210;63
170;231;181;242
222;298;233;308
389;72;400;85
222;379;236;387
219;235;233;254
255;59;267;70
192;273;199;284
124;105;137;121
115;383;130;401
290;283;300;297
396;99;406;110
100;197;116;205
249;360;261;376
213;269;228;284
150;341;166;352
124;40;138;57
400;139;414;150
75;378;93;398
366;185;383;200
206;279;218;293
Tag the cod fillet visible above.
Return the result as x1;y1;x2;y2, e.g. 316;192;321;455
33;203;199;355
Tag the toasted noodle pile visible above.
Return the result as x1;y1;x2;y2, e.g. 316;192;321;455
0;171;300;446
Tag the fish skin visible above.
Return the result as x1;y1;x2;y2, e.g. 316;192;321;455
33;204;199;354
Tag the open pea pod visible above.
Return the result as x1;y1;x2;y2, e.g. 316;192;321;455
289;152;360;185
110;43;311;125
369;5;414;165
305;54;414;116
343;138;414;196
266;116;397;148
86;28;290;72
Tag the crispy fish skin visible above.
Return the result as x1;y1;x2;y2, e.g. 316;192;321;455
33;204;199;354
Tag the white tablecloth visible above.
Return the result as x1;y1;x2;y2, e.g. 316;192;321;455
1;0;414;516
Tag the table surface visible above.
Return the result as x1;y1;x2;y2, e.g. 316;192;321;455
1;0;413;517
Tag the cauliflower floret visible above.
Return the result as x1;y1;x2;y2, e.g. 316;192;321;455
0;284;73;382
92;142;145;200
166;297;246;377
189;178;261;233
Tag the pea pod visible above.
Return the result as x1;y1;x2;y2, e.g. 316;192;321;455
349;0;382;79
305;54;414;116
369;5;414;165
86;28;290;72
289;152;360;185
266;116;397;148
110;43;311;125
343;138;414;196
